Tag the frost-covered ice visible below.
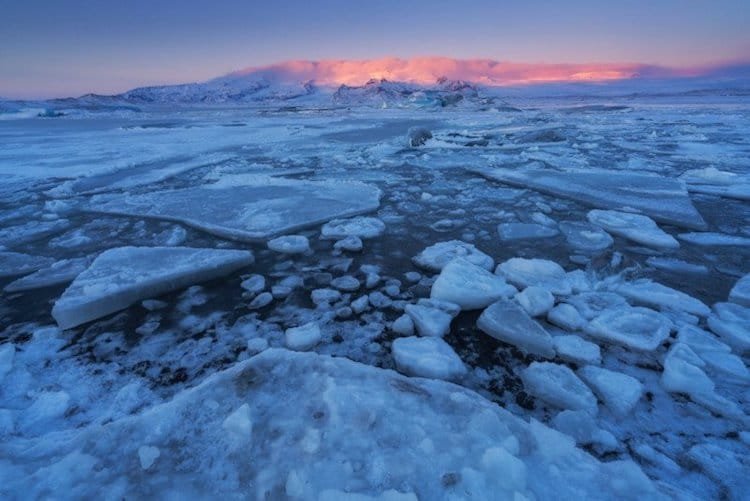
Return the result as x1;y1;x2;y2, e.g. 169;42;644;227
87;177;382;242
52;246;254;329
430;258;516;310
0;349;661;499
584;307;672;351
391;336;466;380
412;240;493;272
587;210;679;249
477;300;556;358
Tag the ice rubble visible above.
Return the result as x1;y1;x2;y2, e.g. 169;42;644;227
86;176;382;242
587;210;679;249
412;240;494;272
477;300;556;358
515;286;555;317
391;336;466;380
52;247;254;329
430;258;516;310
0;349;662;500
521;362;598;414
471;167;707;230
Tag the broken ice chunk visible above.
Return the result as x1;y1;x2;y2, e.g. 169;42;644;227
707;302;750;353
587;209;679;249
430;258;516;310
412;240;493;272
614;279;710;317
320;216;385;239
405;304;453;338
553;335;601;365
391;336;466;381
267;235;310;254
0;251;55;278
547;304;586;331
559;221;613;254
285;322;322;351
477;300;555;358
495;258;571;296
578;365;644;417
521;362;598;414
4;256;91;293
51;246;254;329
515;286;555;317
497;223;559;241
729;273;750;307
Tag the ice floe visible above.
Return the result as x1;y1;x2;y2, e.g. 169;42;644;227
430;258;516;310
4;257;91;292
86;176;381;242
584;307;672;351
472;167;706;230
52;246;254;329
477;300;555;358
677;232;750;246
587;210;679;249
614;279;710;317
267;235;310;254
0;252;55;278
552;335;601;365
321;216;386;240
285;322;322;351
559;220;613;253
404;303;454;338
515;286;555;317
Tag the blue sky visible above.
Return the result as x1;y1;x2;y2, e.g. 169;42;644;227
1;0;748;98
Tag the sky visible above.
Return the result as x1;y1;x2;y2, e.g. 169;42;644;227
1;0;749;98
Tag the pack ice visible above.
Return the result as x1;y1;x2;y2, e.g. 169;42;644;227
52;247;254;329
86;176;382;242
0;349;661;499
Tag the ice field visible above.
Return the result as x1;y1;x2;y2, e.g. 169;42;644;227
1;93;750;499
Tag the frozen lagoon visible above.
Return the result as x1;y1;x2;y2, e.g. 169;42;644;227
1;96;750;499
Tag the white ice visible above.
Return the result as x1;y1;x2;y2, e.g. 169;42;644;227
587;210;679;249
707;302;750;353
267;235;310;254
521;362;598;414
614;279;710;317
321;216;386;240
0;252;55;278
412;240;493;272
391;336;466;381
495;258;571;296
559;221;613;254
578;365;644;417
52;246;254;329
477;300;556;358
552;335;601;365
430;258;516;310
584;306;672;351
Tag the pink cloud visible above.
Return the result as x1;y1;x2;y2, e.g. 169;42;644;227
225;57;693;86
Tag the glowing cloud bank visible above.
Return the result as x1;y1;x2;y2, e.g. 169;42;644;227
222;57;741;87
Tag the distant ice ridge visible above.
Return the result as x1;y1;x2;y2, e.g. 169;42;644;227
470;167;707;230
52;247;254;329
86;176;382;242
0;349;661;499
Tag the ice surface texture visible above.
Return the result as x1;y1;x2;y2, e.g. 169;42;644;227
86;176;382;242
0;349;660;499
472;167;706;230
52;247;254;329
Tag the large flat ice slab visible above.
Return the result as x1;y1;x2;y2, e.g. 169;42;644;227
471;167;706;230
85;176;382;242
0;349;661;499
52;246;254;329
